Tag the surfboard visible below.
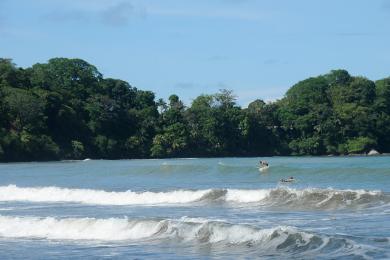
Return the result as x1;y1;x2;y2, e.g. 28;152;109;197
279;178;295;183
259;166;269;172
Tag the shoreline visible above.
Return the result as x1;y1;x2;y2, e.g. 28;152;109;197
1;153;389;164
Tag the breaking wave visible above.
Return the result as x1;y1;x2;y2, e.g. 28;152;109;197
0;185;211;205
0;185;388;209
0;215;368;257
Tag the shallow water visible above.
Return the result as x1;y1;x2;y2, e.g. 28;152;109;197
0;157;389;259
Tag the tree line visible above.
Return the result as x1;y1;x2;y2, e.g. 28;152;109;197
0;57;389;161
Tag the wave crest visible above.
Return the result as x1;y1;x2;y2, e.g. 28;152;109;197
263;187;387;210
0;185;387;209
0;215;341;245
0;215;373;258
0;185;211;205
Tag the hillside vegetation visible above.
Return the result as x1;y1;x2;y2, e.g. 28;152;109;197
1;58;389;161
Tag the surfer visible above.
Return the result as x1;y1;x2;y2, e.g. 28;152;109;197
280;176;295;183
259;160;269;172
259;160;269;167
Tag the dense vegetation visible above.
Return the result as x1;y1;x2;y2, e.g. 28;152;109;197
0;58;389;161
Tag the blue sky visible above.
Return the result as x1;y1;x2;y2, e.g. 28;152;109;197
1;0;390;106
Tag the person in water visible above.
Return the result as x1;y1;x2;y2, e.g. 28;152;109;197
259;160;269;167
280;176;295;182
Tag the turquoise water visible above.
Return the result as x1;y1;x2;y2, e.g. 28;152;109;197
0;157;389;259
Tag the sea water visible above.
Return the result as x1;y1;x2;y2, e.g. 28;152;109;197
0;157;389;259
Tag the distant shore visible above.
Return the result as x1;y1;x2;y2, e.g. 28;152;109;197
1;58;389;162
2;153;390;164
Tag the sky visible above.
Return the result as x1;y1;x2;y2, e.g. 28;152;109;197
1;0;390;106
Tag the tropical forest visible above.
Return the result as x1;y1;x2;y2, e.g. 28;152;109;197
0;58;389;161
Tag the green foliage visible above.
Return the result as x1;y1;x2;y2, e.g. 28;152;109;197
279;76;331;140
243;100;281;155
289;136;322;155
344;137;377;154
71;140;85;159
150;123;189;157
278;70;383;155
0;58;389;161
151;94;189;157
325;69;351;86
184;90;245;156
0;143;4;159
94;135;118;158
5;89;46;132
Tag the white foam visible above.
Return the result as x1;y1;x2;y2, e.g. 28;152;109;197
284;187;381;198
0;215;371;258
0;215;306;245
0;185;272;205
0;185;384;207
0;185;211;205
178;216;226;223
225;189;271;203
0;215;164;240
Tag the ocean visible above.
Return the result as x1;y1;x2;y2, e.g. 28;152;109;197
0;157;389;259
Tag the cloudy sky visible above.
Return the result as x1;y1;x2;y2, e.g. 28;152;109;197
1;0;390;106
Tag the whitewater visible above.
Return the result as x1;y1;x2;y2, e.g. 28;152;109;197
0;157;389;259
0;185;387;210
